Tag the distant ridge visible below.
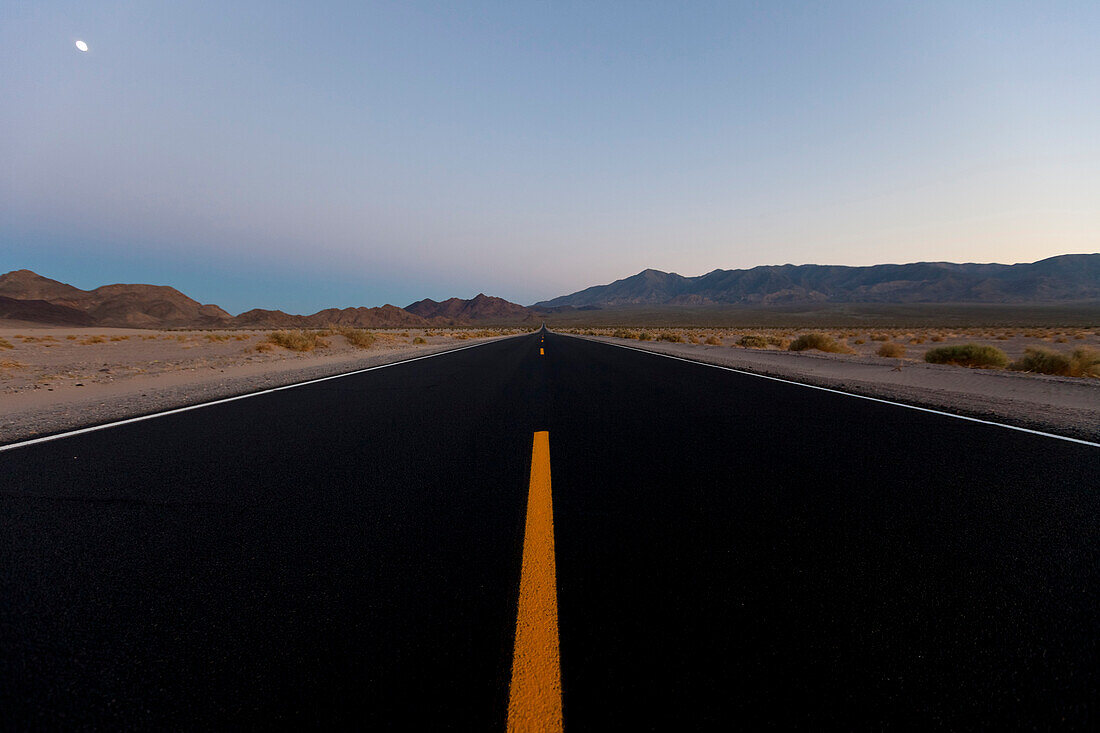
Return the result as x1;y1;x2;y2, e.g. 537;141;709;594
406;293;533;322
535;254;1100;308
0;270;231;328
0;269;533;329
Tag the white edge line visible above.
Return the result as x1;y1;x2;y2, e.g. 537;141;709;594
563;333;1100;449
0;336;521;453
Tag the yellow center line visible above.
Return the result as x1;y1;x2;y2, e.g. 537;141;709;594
507;431;562;733
540;347;545;355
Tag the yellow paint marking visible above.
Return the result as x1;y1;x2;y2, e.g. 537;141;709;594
540;347;545;355
507;431;562;733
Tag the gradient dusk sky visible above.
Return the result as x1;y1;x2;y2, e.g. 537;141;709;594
3;1;1098;314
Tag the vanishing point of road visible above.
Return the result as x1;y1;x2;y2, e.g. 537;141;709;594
2;330;1097;729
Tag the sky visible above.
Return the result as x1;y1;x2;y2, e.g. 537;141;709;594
2;1;1098;314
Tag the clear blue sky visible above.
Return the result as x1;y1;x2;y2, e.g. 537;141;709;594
2;1;1098;313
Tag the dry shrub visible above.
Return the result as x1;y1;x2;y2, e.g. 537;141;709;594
413;336;427;344
657;332;684;343
853;338;865;345
738;334;768;348
688;334;701;344
870;333;890;341
0;338;12;350
205;334;231;342
924;343;1008;368
638;331;653;341
255;342;276;353
876;342;906;358
930;335;944;342
66;335;77;340
110;335;130;342
262;330;330;352
1070;347;1100;377
704;335;722;345
789;333;854;354
1010;347;1071;376
613;329;639;339
80;336;107;345
339;328;376;349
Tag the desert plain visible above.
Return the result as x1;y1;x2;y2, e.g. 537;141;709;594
0;326;523;442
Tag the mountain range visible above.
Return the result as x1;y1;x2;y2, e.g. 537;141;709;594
536;254;1100;308
2;254;1097;329
0;270;536;329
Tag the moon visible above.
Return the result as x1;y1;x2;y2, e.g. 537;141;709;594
75;40;88;52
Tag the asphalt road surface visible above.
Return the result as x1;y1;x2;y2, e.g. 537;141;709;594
2;330;1097;729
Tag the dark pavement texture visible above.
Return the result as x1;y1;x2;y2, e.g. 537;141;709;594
2;331;1096;729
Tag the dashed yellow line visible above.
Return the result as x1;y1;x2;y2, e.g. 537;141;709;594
540;347;545;355
507;431;562;733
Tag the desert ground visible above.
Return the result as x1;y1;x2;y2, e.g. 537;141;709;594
0;326;525;442
559;325;1100;367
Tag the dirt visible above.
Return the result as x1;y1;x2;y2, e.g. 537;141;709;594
0;327;519;444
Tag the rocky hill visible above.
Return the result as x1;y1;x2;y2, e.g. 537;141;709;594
0;270;529;328
406;293;534;322
0;270;232;328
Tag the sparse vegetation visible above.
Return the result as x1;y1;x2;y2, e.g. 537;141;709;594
738;334;769;348
788;333;854;354
876;342;906;358
260;330;330;352
1010;347;1072;375
704;335;722;345
80;336;107;345
924;343;1009;368
1071;347;1100;377
338;328;376;349
0;338;12;350
657;332;685;343
413;336;427;344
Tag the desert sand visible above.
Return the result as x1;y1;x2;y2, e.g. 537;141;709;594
0;327;520;443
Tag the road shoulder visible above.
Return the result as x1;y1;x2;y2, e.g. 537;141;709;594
568;334;1100;443
1;336;512;445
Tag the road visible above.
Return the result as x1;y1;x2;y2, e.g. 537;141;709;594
2;330;1097;729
